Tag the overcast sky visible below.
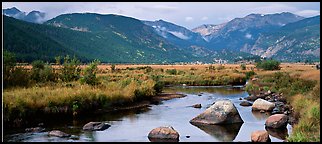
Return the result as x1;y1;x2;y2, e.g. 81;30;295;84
2;2;320;29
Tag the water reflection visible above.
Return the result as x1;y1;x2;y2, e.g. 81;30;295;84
251;110;271;120
190;123;243;142
265;127;288;140
164;86;245;95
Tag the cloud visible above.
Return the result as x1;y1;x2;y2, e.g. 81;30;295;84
153;5;178;11
247;3;298;15
185;16;194;22
245;33;252;39
295;10;320;17
201;16;208;21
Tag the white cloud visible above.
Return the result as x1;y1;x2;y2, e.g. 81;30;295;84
201;16;208;21
153;5;178;11
185;16;194;22
295;10;320;17
168;31;190;40
2;2;320;29
245;33;252;39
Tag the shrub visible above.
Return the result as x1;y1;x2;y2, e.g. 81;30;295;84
216;65;225;70
60;55;81;82
245;70;256;79
166;69;177;75
256;59;281;70
111;64;116;72
240;64;246;70
3;51;30;88
80;59;101;86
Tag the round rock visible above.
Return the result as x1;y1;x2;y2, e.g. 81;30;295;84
48;130;71;138
252;98;275;111
265;114;288;129
190;99;243;125
83;122;111;131
251;130;271;142
148;126;179;142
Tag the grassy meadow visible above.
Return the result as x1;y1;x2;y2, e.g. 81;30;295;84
3;61;320;142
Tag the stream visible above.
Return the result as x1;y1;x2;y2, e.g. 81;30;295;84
4;86;292;142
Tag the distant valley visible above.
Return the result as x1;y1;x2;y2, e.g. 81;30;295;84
3;7;320;63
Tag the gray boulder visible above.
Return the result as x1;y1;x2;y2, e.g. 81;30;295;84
83;122;111;131
240;101;252;106
190;99;243;125
48;130;71;138
252;98;275;111
148;126;179;142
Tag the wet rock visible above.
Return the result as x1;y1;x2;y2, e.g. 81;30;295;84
244;95;257;101
276;96;287;103
48;130;71;138
148;126;179;142
239;101;252;106
251;130;271;142
272;102;286;114
265;114;288;129
272;107;283;115
190;99;243;125
252;98;275;111
70;135;79;140
239;97;243;100
83;122;111;131
192;104;202;108
25;127;45;133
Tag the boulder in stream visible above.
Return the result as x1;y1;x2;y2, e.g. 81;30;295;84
83;122;111;131
252;98;275;111
251;130;271;142
265;114;288;129
48;130;71;138
148;126;179;142
190;99;243;125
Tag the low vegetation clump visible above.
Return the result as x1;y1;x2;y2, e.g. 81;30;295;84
256;59;281;70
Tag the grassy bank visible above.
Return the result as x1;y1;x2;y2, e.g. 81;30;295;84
246;71;320;142
3;64;247;128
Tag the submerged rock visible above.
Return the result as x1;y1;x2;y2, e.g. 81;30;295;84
192;104;202;108
252;98;275;111
148;126;179;142
251;130;271;142
190;99;243;125
25;127;45;133
48;130;71;138
240;101;252;106
83;122;111;131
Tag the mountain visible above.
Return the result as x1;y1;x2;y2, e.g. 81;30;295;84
193;12;305;52
142;19;213;57
191;23;227;40
3;15;84;62
4;13;211;63
3;7;46;23
248;15;320;62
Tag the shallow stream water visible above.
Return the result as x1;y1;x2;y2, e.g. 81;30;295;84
4;86;292;142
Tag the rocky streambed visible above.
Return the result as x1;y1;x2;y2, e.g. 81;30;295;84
4;86;292;142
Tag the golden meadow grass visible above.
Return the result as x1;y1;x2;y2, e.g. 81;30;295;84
4;63;320;141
